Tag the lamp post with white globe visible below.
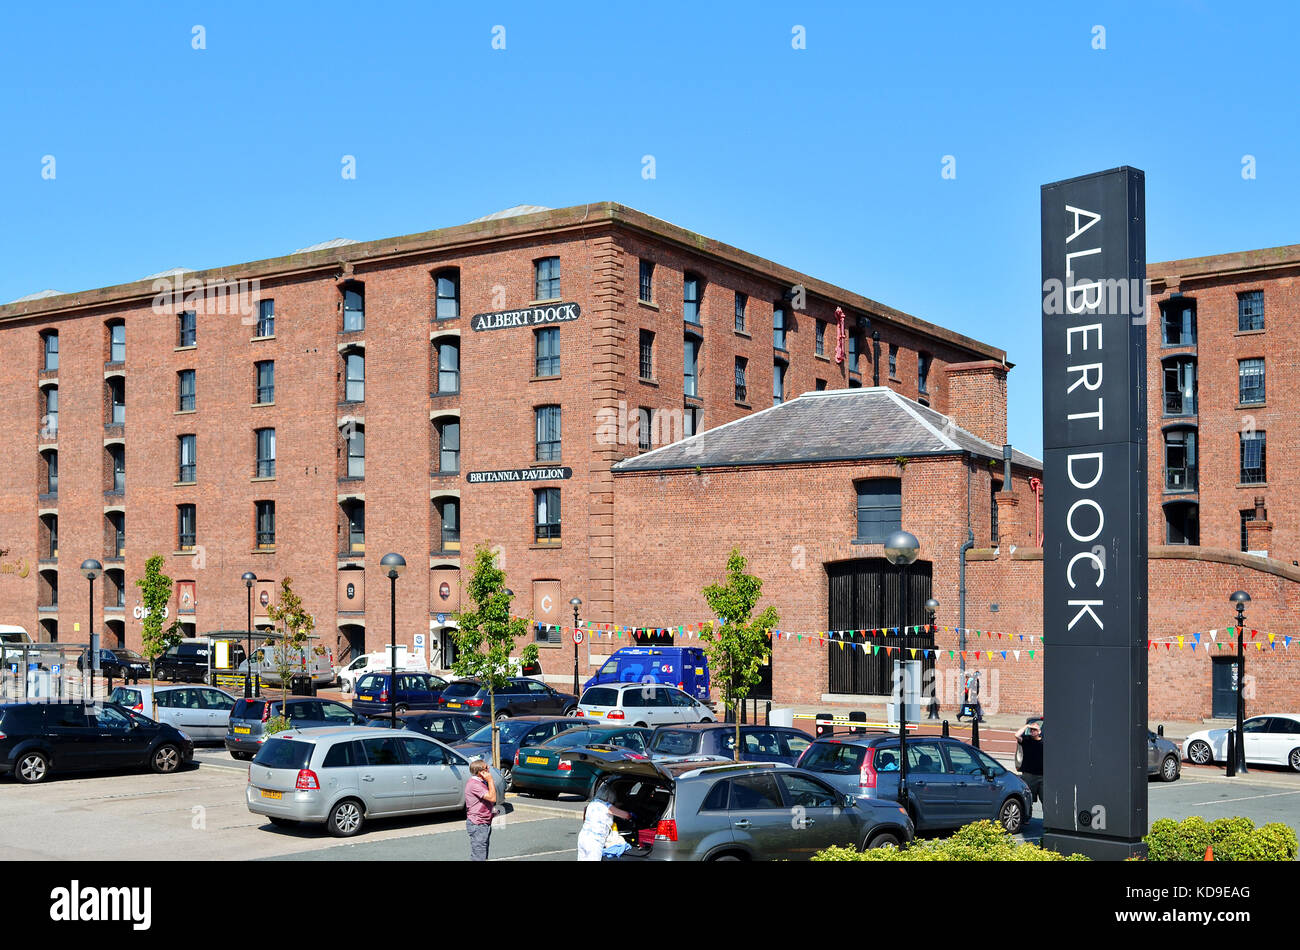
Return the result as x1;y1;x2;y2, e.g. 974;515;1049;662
883;530;921;810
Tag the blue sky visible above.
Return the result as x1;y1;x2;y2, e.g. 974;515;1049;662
3;1;1297;457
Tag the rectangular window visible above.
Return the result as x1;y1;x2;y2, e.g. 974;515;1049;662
815;378;827;391
638;408;653;452
108;378;125;426
257;299;275;337
437;340;459;394
178;311;196;347
110;512;125;557
346;502;365;553
178;370;196;412
1164;429;1197;491
535;327;560;376
256;428;276;478
535;488;561;543
178;505;196;551
1238;358;1265;405
735;292;747;333
855;479;902;543
1163;359;1196;415
918;353;932;394
435;272;460;320
683;405;700;438
345;351;365;402
773;304;786;350
773;361;785;405
535;257;561;300
1240;509;1256;552
1161;299;1196;346
816;321;826;357
639;329;654;380
255;360;275;404
110;446;125;493
346;427;364;478
44;386;58;436
1240;431;1266;484
848;334;859;373
535;406;561;461
42;332;58;371
888;344;898;378
439;499;460;552
256;501;275;549
991;481;1001;544
1238;290;1264;332
734;358;748;403
639;260;654;303
342;285;364;332
109;323;125;363
683;275;702;325
1166;505;1199;545
684;337;699;397
439;420;460;473
178;435;196;483
46;451;58;495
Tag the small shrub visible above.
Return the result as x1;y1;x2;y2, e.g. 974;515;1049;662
263;714;292;736
1144;816;1297;861
812;820;1089;861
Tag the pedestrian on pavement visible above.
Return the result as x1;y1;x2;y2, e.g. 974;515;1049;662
1015;721;1043;806
970;670;984;722
464;760;496;861
577;785;633;861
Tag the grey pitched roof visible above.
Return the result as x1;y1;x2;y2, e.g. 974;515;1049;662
612;387;1041;473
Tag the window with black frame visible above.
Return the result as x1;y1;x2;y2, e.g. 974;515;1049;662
735;292;747;333
734;357;748;403
1161;299;1196;346
255;360;274;404
108;321;125;363
178;504;196;551
535;327;560;376
855;479;901;542
434;270;459;320
639;259;654;303
344;348;365;402
638;407;653;452
1238;290;1264;332
435;339;459;395
684;337;700;396
178;369;196;411
256;299;275;337
638;329;654;380
344;500;365;553
773;304;786;350
345;425;364;478
1163;357;1196;415
816;320;826;357
178;310;196;347
535;257;561;300
1240;431;1266;484
437;418;460;473
1238;358;1265;405
256;500;275;549
535;406;561;461
178;434;196;483
436;498;460;552
534;488;560;544
683;274;702;325
41;330;58;371
1164;429;1197;491
342;283;365;332
255;428;276;478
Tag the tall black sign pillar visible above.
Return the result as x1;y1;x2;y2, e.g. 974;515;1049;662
1040;167;1148;860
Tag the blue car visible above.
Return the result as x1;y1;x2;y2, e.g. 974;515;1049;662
351;671;448;717
795;734;1032;835
449;716;589;791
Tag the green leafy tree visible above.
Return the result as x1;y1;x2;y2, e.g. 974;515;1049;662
135;555;183;721
699;548;779;761
263;577;319;721
450;545;540;769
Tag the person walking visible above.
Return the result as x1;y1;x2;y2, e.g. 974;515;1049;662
1015;721;1044;808
464;760;497;861
969;670;984;722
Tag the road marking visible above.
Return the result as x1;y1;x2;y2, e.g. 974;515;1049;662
493;848;577;860
1182;789;1300;807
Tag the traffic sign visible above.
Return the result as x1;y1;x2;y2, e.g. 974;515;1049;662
572;629;584;645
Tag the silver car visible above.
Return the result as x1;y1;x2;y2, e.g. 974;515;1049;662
108;684;238;742
245;726;503;837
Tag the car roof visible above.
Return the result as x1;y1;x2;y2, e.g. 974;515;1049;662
272;726;430;742
655;722;793;732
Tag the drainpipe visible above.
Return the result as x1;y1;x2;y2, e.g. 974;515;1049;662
872;331;881;387
959;454;974;674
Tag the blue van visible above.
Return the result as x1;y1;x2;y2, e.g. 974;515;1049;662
583;647;710;702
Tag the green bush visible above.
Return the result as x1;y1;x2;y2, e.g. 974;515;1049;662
1144;816;1297;861
263;714;292;736
811;820;1090;862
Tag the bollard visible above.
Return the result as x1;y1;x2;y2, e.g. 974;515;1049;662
1225;730;1236;778
1157;724;1164;738
970;715;980;749
942;719;950;739
849;710;867;735
764;701;771;726
815;712;834;738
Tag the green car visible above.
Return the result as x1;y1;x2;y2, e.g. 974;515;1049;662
512;725;654;799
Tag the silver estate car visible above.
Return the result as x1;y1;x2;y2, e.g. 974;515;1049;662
245;726;503;837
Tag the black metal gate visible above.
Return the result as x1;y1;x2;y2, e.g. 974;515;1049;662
826;558;935;696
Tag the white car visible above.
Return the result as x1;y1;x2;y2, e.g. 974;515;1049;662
336;649;428;693
576;683;714;728
1183;714;1300;771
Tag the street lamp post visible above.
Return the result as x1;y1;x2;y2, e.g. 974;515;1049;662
570;597;582;696
884;530;921;810
81;559;102;697
242;573;257;698
381;554;407;729
1230;590;1250;775
924;597;940;719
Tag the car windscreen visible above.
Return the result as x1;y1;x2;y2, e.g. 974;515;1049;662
356;674;387;691
540;729;598;749
442;681;481;699
114;650;145;661
581;687;619;706
253;739;314;770
799;741;866;774
650;730;701;756
109;687;143;707
464;720;530;744
232;699;267;720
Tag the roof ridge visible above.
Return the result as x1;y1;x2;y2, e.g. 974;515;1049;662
886;389;959;450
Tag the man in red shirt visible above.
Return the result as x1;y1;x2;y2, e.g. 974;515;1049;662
464;760;496;861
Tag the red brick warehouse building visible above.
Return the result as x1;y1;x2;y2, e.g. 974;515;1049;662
0;203;1005;676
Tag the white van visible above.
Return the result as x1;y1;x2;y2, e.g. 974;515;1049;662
335;647;428;693
237;643;336;688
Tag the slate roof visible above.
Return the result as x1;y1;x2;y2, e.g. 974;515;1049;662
612;387;1041;473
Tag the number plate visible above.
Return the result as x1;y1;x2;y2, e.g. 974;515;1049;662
359;696;373;701
260;789;282;800
526;756;549;765
446;702;461;708
233;726;251;735
586;710;603;717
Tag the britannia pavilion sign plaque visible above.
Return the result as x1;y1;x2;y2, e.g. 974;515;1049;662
470;302;581;332
1040;167;1148;860
465;467;572;484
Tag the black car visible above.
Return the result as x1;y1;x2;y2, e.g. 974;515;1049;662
439;677;578;719
225;696;369;759
0;701;194;784
363;710;489;741
76;648;149;682
648;723;813;765
156;641;212;683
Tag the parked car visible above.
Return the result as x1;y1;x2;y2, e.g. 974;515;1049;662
512;725;654;798
439;677;577;719
1183;714;1300;771
236;643;334;688
351;671;449;717
77;648;149;681
0;701;194;784
586;758;913;860
244;727;503;837
648;723;812;764
1147;730;1181;781
363;711;489;742
577;683;713;727
335;648;428;693
796;733;1032;834
156;639;215;683
449;716;589;789
108;684;238;742
583;646;711;704
225;697;369;759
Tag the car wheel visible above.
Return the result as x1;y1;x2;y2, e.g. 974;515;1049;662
327;799;365;837
634;722;648;728
709;852;745;862
699;717;713;723
269;817;297;828
1160;754;1180;782
151;744;181;774
231;751;252;761
564;706;579;717
500;767;513;792
395;704;409;714
16;751;49;784
998;796;1025;834
1188;740;1213;766
1289;747;1300;773
1014;744;1023;770
864;830;903;850
495;711;511;721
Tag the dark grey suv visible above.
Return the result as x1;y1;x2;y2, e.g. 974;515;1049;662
580;757;914;861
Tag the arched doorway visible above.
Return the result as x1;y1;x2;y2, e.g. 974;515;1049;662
338;624;365;665
826;557;934;696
